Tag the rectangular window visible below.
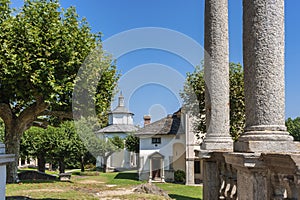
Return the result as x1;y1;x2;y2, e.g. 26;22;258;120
152;137;161;144
194;160;201;174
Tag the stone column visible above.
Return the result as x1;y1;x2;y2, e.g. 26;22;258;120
185;112;195;185
202;0;233;151
149;158;152;183
161;158;165;182
185;158;195;185
235;0;293;152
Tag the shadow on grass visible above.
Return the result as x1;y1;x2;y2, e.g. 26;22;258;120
6;196;66;200
113;172;138;181
13;180;60;184
168;194;201;200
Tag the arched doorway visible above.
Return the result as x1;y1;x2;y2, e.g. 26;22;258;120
148;152;165;183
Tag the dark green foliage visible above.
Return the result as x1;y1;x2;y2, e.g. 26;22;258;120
0;0;119;182
0;119;4;142
286;117;300;141
125;134;139;153
110;136;124;150
174;169;186;183
20;121;95;173
180;63;245;140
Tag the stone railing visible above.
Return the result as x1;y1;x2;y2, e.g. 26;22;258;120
219;160;237;200
203;151;300;199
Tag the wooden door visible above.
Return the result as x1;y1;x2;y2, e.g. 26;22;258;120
152;158;161;179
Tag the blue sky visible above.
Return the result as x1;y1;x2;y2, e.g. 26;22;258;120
11;0;300;125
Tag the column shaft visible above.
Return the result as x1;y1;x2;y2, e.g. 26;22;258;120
203;0;232;150
149;158;152;183
236;0;293;152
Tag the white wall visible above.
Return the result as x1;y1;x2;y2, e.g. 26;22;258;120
0;165;5;199
111;114;133;125
139;135;185;172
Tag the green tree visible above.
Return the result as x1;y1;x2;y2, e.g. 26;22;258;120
20;121;96;173
0;0;118;182
286;117;300;141
50;121;87;174
75;117;124;173
125;134;139;153
125;134;139;168
181;63;245;140
20;127;54;172
0;119;4;143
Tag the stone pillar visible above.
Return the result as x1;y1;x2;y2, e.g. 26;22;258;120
203;156;220;200
237;169;268;199
224;153;269;199
185;159;195;185
161;158;165;182
202;0;232;151
185;112;195;185
149;158;152;183
235;0;293;152
0;143;14;199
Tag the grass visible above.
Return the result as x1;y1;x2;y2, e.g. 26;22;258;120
155;183;202;200
6;170;203;200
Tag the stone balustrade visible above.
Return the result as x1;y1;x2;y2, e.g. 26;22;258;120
202;152;300;199
201;0;300;199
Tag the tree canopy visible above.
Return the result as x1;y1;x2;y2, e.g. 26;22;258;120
125;134;139;153
180;63;245;140
0;0;119;182
286;117;300;141
20;121;94;173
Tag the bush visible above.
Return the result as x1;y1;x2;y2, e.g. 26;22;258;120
174;170;186;183
84;163;96;170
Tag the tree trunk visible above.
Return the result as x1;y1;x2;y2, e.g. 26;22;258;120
80;155;85;172
37;154;46;173
103;157;108;173
5;126;22;183
1;99;49;183
59;158;65;174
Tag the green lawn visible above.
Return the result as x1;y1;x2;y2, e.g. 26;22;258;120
6;170;202;200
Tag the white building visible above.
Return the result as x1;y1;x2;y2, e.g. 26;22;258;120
95;93;138;171
136;109;203;184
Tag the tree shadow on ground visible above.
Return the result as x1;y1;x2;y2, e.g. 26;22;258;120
6;196;66;200
16;180;59;184
113;172;138;181
168;194;201;200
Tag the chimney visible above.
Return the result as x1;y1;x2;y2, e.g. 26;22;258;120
143;115;151;126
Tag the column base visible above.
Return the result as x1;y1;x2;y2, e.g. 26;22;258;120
234;140;300;153
202;136;233;151
235;130;295;153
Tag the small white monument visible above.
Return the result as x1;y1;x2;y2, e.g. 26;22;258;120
0;143;14;198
